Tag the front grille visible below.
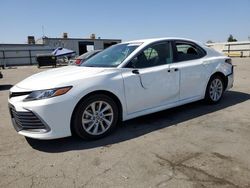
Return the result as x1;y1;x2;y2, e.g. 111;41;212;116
9;91;32;99
9;106;48;132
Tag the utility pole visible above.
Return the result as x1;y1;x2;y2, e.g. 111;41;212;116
42;25;45;37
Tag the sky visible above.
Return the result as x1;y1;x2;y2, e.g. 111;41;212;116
1;0;250;44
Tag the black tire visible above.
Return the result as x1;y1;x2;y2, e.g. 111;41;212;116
72;94;119;140
205;75;224;104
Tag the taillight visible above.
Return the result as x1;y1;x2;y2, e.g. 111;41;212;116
225;58;232;64
75;59;81;65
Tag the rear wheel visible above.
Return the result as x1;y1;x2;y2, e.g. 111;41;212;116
205;75;224;104
72;94;119;140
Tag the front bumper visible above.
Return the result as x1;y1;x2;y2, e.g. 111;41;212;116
8;91;75;140
9;104;50;133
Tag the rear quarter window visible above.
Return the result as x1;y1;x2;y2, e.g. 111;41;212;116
175;41;206;62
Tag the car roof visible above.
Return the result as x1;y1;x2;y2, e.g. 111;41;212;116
123;37;204;46
117;37;209;68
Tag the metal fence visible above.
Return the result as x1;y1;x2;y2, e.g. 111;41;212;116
223;43;250;57
0;48;54;67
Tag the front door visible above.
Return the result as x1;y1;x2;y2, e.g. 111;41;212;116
122;41;180;114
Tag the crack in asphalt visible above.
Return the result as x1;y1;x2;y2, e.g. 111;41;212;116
80;152;130;188
0;161;76;188
153;152;241;188
0;164;47;188
30;176;34;188
81;167;112;188
212;152;233;161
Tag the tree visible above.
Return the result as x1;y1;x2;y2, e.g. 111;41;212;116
227;34;237;42
206;40;214;44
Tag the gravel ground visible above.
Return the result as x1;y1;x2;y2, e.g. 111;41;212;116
0;58;250;188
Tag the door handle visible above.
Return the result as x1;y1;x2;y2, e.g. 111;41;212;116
168;68;179;72
132;69;139;74
131;69;146;89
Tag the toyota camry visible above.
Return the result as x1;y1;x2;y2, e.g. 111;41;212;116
8;38;234;140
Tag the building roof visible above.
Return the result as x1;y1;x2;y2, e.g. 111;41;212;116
0;43;46;46
42;37;121;42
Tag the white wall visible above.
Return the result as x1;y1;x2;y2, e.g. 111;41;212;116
207;41;250;57
0;45;53;66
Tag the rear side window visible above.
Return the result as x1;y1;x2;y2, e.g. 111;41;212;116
175;42;206;62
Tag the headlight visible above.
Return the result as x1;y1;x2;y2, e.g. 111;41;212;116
24;86;72;101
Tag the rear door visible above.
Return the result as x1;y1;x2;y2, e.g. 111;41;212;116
171;40;207;100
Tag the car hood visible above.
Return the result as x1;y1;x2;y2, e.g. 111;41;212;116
15;66;108;90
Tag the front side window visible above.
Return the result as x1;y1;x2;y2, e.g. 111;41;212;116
175;42;205;61
144;48;158;60
81;43;141;67
128;42;173;69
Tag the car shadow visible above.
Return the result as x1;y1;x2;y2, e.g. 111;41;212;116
0;84;13;91
26;90;250;153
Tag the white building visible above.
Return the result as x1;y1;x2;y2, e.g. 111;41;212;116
0;44;53;66
207;41;250;57
0;36;121;66
36;37;121;55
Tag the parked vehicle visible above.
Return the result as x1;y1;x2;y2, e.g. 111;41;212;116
0;71;2;79
68;50;102;65
8;38;234;140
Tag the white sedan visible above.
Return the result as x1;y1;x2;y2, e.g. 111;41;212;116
8;38;234;140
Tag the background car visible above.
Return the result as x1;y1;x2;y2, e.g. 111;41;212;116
68;50;102;65
8;38;234;140
0;71;2;79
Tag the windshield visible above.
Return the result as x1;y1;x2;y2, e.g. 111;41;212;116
81;43;141;67
78;50;100;60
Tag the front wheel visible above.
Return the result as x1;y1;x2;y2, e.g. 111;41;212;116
205;75;224;104
72;94;119;140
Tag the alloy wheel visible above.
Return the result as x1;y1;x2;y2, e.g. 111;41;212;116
209;78;223;101
81;101;114;135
